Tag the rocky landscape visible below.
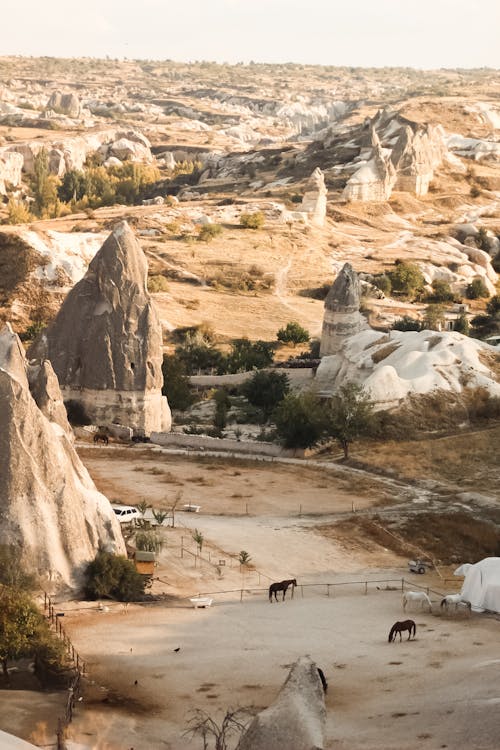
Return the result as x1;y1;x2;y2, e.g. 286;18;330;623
0;56;499;750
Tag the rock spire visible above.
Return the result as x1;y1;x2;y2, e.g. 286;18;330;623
320;263;367;356
29;221;171;435
300;167;328;226
0;324;125;591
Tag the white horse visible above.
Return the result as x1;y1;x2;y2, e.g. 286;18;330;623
440;594;471;614
403;591;432;612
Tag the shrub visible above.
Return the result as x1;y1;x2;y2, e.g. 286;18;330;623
392;316;422;332
5;199;33;225
428;279;454;303
453;313;470;335
240;370;290;420
276;321;310;346
273;391;324;449
422;304;446;331
388;260;425;298
83;551;145;602
240;211;265;229
225;338;275;373
198;223;223;242
372;274;392;296
323;382;374;459
161;354;194;410
213;388;231;430
148;274;169;293
466;278;489;300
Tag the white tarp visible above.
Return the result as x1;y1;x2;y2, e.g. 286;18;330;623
460;557;500;613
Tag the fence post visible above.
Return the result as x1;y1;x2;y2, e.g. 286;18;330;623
301;585;303;598
327;584;330;597
401;578;405;592
240;589;243;602
181;537;184;558
364;581;368;595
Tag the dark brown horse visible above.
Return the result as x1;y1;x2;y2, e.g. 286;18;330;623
388;620;416;642
93;431;109;445
269;579;297;602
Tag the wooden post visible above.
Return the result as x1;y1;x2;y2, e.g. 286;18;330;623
240;589;243;602
299;504;302;517
364;581;368;595
327;584;330;597
181;537;184;558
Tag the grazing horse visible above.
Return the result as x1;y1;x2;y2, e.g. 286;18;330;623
269;579;297;602
93;431;109;445
388;620;416;642
440;594;471;614
403;591;432;612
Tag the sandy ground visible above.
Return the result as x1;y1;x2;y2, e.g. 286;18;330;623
3;450;499;749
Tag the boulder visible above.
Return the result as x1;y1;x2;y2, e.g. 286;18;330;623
0;324;125;591
0;149;23;194
46;91;81;119
237;656;326;750
28;222;171;435
300;168;327;227
320;263;367;356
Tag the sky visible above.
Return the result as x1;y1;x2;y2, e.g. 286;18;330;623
1;0;499;69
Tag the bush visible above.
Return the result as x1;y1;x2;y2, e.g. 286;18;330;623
198;223;223;242
5;199;33;225
422;304;446;331
225;338;275;373
466;278;489;300
453;313;470;335
240;370;290;420
392;316;422;332
276;321;310;346
273;391;324;449
148;274;169;293
388;260;425;298
372;274;392;296
428;279;454;303
161;354;194;411
240;211;265;229
213;388;231;430
323;382;374;459
84;551;146;602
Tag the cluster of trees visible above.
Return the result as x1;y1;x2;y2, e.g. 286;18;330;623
6;149;160;223
0;546;69;684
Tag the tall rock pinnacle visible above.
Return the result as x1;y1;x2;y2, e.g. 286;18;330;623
29;221;171;435
0;324;125;591
320;263;367;356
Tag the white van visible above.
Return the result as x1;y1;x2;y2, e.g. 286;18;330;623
111;504;142;524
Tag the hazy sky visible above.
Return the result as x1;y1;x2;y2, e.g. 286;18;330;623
1;0;499;69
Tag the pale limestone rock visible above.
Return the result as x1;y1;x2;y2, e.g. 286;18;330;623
27;359;73;437
237;656;326;750
46;91;81;119
0;324;125;591
300;167;327;227
391;124;445;197
0;149;23;194
320;263;367;356
343;130;395;202
29;222;171;435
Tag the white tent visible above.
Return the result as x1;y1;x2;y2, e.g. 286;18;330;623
460;557;500;613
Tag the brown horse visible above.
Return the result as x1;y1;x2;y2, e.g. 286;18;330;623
388;620;416;642
269;579;297;602
93;431;109;445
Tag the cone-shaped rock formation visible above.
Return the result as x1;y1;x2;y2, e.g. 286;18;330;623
29;221;171;435
320;263;367;356
0;324;125;591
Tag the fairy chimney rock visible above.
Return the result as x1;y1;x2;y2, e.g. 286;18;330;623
237;656;326;750
28;221;171;435
320;263;367;356
300;167;328;227
0;324;125;591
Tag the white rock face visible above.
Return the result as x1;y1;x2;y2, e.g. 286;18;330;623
0;149;23;194
0;324;125;591
20;228;108;286
343;130;395;201
237;656;326;750
315;328;500;409
28;222;171;436
320;263;368;356
300;167;328;227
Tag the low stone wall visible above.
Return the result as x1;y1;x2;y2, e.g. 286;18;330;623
150;431;302;458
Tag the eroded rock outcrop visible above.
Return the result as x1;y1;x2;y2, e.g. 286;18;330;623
29;222;171;435
300;168;328;226
343;129;395;202
0;324;125;590
46;90;81;119
0;149;23;194
320;263;367;356
237;656;326;750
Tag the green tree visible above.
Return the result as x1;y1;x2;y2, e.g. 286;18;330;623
428;279;454;303
0;546;35;591
273;391;324;449
276;321;310;346
422;304;446;331
0;587;43;679
5;198;33;225
226;338;275;373
161;354;194;410
466;278;489;300
57;169;87;203
240;211;265;229
83;552;145;602
372;274;392;296
323;382;374;460
240;370;290;420
453;313;470;335
388;260;425;298
31;148;58;218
